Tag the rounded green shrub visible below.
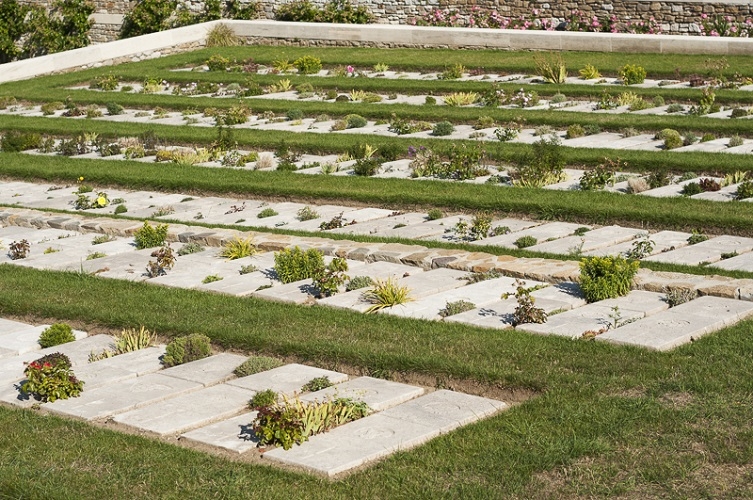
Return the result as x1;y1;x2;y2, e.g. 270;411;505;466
345;114;367;129
293;55;322;74
432;121;455;137
656;129;682;150
38;323;76;348
162;333;212;367
579;256;639;303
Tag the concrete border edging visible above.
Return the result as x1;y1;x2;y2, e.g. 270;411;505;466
3;20;753;84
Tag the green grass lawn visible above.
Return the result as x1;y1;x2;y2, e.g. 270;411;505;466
1;265;753;497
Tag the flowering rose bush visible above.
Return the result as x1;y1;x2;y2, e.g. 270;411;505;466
21;353;84;402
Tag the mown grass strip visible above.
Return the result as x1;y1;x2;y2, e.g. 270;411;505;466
3;152;753;234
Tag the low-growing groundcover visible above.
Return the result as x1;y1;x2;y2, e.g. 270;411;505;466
1;265;753;496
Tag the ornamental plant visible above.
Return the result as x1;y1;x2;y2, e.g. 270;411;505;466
579;256;639;303
162;333;212;367
21;353;83;402
293;55;322;74
312;257;349;297
133;221;168;249
619;64;647;85
274;246;325;284
38;323;76;348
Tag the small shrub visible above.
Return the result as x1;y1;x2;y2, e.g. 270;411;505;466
579;64;601;79
730;107;750;118
41;101;65;115
506;280;547;326
665;287;697;307
619;64;647;85
21;353;83;403
432;121;455;136
439;63;465;80
579;256;639;303
426;208;444;220
473;116;496;130
38;323;76;348
250;389;278;409
729;135;744;148
647;170;671;189
8;239;30;260
687;229;709;245
424;96;437;105
114;204;128;215
353;157;381;176
735;180;753;200
206;23;240;47
566;124;585;139
286;108;304;121
312;257;349;297
624;234;655;260
439;300;476;318
274;246;324;284
550;93;567;104
257;208;279;218
363;278;412;313
656;129;683;150
345;114;367;129
680;182;703;196
293;55;322;74
666;103;684;113
627;177;650;194
296;206;319;221
234;356;283;377
219;236;255;260
162;334;212;367
145;244;175;278
533;53;567;84
346;276;374;291
134;222;168;249
514;235;537;249
177;242;204;256
206;54;231;71
302;376;332;392
202;274;223;284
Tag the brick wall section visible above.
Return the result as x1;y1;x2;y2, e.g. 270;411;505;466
21;0;753;40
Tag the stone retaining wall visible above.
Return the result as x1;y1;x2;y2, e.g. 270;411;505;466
18;0;753;41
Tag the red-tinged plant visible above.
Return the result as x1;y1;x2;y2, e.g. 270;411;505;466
21;352;84;402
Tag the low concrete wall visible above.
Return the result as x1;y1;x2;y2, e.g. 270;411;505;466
2;20;753;84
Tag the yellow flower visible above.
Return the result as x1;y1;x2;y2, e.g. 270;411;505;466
78;176;84;182
96;196;107;207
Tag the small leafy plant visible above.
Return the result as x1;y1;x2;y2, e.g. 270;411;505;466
296;206;320;221
38;323;76;348
687;229;709;245
202;275;223;284
439;300;476;318
162;334;212;367
234;356;284;377
257;208;279;218
145;245;175;278
363;278;412;313
220;236;256;260
312;257;349;297
514;236;537;249
579;256;639;303
665;287;697;307
21;353;83;403
624;234;655;260
346;275;374;291
274;247;325;284
134;222;168;249
250;389;279;409
504;280;547;326
302;376;333;392
619;64;647;85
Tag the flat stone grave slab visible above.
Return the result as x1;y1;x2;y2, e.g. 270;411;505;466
471;222;588;249
263;390;506;477
113;384;255;436
161;353;248;387
382;276;520;321
227;364;348;396
386;216;465;240
0;325;86;356
644;235;753;266
597;296;753;350
519;290;668;338
638;179;698;198
327;213;427;236
74;346;166;389
0;227;75;246
528;226;645;255
0;318;43;335
45;373;203;420
711;251;753;272
585;230;691;257
181;411;259;454
300;377;425;412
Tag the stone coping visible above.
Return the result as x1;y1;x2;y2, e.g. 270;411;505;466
2;20;753;85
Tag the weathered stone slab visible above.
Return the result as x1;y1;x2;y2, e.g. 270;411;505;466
597;296;753;350
528;226;645;255
44;373;202;420
300;377;424;411
519;291;668;338
227;364;348;396
586;230;691;257
478;222;588;249
113;384;255;435
161;353;247;387
181;411;259;454
0;325;86;355
264;390;506;477
712;251;753;272
644;235;753;266
38;334;115;367
74;346;165;389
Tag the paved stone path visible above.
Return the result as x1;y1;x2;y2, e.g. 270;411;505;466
4;187;753;349
0;320;506;477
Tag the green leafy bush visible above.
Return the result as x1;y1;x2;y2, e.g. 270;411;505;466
293;55;322;74
735;180;753;200
619;64;646;85
120;0;177;38
506;280;547;326
345;114;367;129
249;389;278;409
346;275;374;291
21;352;83;402
162;333;212;367
302;376;333;392
579;256;638;303
656;128;683;150
426;209;444;220
687;229;709;244
38;323;76;348
219;236;255;260
312;256;349;297
363;278;412;313
257;207;279;218
275;0;373;23
514;235;537;248
439;300;476;318
432;121;455;136
274;246;324;284
133;221;168;249
353;157;381;176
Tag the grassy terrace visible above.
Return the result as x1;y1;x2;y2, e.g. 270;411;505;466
2;265;753;497
2;44;753;497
